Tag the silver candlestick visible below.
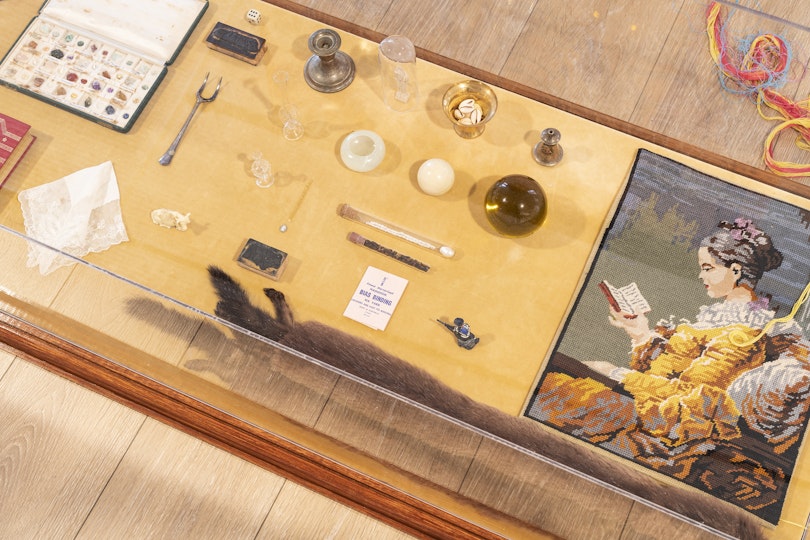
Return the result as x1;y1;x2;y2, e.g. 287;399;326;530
303;29;355;93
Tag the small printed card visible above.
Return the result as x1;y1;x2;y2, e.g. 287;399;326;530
343;266;408;331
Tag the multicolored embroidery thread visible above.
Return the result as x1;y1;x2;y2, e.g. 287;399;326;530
706;1;810;177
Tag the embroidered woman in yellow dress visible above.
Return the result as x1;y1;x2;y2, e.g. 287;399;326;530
579;219;809;454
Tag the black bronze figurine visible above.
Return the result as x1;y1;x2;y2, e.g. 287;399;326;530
437;317;479;350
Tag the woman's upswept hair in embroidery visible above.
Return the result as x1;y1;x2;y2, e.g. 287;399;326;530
701;218;783;289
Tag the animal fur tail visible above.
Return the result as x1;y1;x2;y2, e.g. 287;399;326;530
208;266;765;540
207;265;293;340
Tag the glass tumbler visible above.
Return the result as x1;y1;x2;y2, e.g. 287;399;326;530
378;35;418;111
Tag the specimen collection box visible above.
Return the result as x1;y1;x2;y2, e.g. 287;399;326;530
0;0;208;133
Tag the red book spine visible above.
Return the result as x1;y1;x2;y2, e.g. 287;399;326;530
598;281;621;312
0;113;32;166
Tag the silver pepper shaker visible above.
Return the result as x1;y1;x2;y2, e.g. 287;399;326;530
532;128;563;166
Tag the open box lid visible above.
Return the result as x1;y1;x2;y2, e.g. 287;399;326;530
40;0;208;64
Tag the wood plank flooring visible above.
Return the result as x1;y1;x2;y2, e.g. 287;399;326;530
3;1;810;539
0;357;413;540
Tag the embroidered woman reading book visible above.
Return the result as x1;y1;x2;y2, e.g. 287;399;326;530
532;219;810;513
587;219;808;445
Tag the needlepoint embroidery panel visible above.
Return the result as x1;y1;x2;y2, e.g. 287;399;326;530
524;149;810;524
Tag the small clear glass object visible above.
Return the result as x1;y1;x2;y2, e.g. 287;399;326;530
279;104;304;141
379;35;418;111
249;151;274;188
272;71;304;140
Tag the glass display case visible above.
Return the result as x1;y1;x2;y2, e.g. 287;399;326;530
2;1;810;538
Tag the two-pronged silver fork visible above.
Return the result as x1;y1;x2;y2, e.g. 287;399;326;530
158;73;222;166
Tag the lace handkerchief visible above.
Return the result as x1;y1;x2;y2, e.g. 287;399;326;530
19;160;128;274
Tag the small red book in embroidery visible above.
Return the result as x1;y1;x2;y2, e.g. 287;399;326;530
0;112;31;167
599;280;651;315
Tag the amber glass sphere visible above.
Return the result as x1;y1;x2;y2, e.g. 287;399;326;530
484;175;547;236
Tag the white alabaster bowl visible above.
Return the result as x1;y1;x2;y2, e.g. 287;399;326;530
417;158;455;196
340;130;386;172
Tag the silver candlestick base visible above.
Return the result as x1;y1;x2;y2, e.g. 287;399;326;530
304;29;355;93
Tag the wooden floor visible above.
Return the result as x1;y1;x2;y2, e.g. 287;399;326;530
3;1;810;539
